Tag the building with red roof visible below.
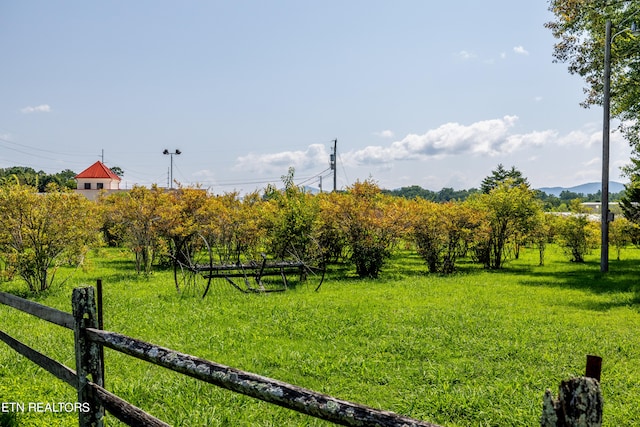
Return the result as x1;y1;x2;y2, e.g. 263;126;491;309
74;161;122;200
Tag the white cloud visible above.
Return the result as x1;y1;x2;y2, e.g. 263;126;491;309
513;46;529;55
503;130;557;153
613;158;631;173
234;143;328;173
374;130;395;138
557;126;601;147
584;157;600;167
20;104;51;114
229;120;618;190
193;169;216;179
456;50;477;60
345;116;521;166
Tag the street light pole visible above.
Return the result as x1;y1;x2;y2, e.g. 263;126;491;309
601;19;612;273
163;149;181;189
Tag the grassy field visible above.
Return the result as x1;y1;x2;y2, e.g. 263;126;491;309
1;245;639;426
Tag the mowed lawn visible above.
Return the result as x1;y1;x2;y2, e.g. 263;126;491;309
1;245;639;426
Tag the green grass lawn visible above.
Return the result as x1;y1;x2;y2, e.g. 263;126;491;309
1;245;639;426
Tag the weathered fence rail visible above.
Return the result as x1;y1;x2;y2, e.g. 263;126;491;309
0;284;440;427
0;291;74;329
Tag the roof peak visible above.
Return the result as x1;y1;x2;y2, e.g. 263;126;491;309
75;161;121;181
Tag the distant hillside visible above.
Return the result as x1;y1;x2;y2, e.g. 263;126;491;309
537;181;626;197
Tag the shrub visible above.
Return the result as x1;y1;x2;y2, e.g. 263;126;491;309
412;200;483;273
557;215;599;262
467;182;541;269
331;180;404;278
263;168;319;263
0;184;100;292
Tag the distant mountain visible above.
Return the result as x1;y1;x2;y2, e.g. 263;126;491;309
303;185;321;195
537;181;626;197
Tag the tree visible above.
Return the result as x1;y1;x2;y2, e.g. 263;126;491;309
547;1;640;150
469;182;540;269
262;168;319;262
101;185;171;274
383;185;437;200
528;212;559;266
0;167;78;191
383;185;479;202
412;200;483;273
557;200;600;263
0;184;100;292
621;179;640;224
157;185;212;276
315;191;349;263
198;191;266;264
480;164;530;194
620;156;640;224
110;166;125;177
330;180;403;278
609;216;636;260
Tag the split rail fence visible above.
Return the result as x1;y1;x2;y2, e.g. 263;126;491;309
0;283;442;427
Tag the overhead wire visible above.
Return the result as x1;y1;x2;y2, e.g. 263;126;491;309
0;131;345;192
338;152;349;189
0;135;102;173
296;167;331;187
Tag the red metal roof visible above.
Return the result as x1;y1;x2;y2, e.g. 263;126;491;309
75;161;121;181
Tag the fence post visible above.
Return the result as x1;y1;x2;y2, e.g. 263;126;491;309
73;287;105;427
541;356;603;427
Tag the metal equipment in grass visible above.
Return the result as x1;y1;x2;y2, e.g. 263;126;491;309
169;232;213;295
169;233;326;297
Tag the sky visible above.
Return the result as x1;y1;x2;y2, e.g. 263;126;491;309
0;1;633;193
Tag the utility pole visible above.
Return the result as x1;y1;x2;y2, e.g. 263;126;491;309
330;139;337;192
599;16;640;272
601;19;612;273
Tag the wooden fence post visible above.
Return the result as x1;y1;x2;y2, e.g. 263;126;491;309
73;287;105;427
585;355;602;382
541;356;603;427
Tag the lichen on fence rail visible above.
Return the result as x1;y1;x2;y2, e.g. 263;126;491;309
85;327;441;427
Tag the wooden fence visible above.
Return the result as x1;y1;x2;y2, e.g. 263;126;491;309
0;284;442;427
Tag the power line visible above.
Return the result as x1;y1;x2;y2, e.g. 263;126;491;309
0;136;93;158
296;167;331;187
338;152;349;190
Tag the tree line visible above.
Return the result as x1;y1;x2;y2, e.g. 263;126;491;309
386;185;625;209
0;166;78;192
5;163;622;211
0;165;638;294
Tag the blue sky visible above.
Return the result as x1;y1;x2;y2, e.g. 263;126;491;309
0;1;632;193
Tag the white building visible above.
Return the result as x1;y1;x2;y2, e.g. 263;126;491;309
74;161;122;200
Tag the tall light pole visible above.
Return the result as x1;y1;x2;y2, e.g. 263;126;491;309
601;17;640;272
163;149;181;189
